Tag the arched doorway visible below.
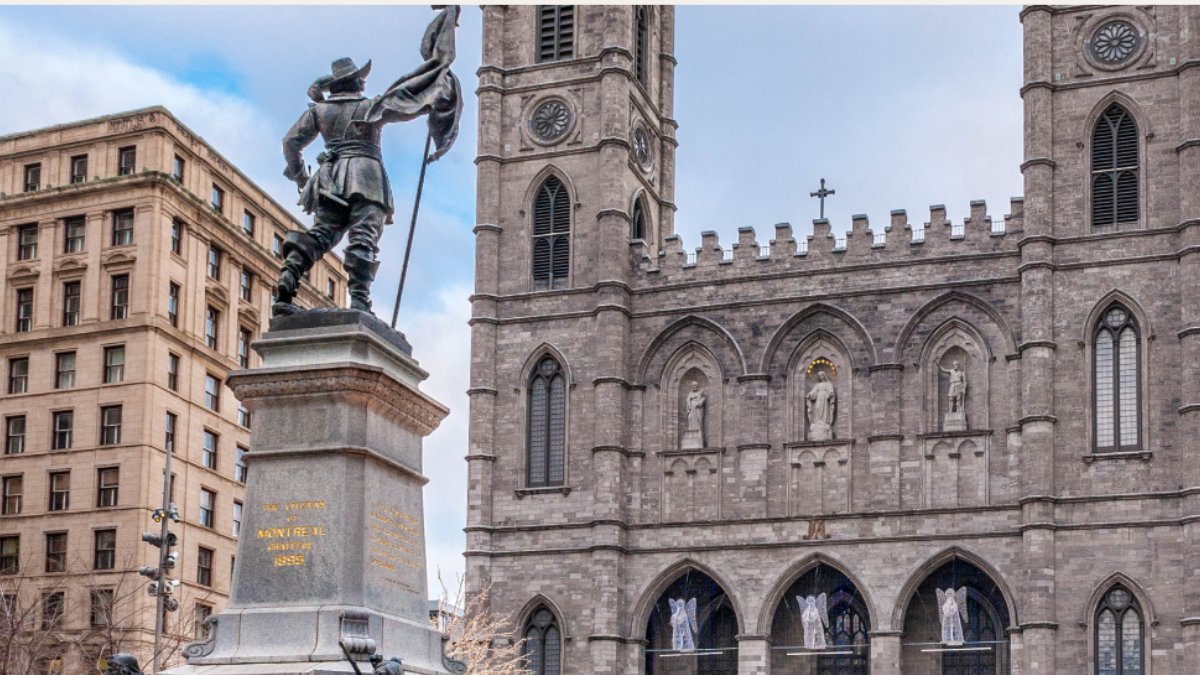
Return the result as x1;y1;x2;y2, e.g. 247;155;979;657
645;569;738;675
900;558;1012;675
768;563;869;675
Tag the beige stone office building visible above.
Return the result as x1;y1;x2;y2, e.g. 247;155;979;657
0;106;346;672
469;5;1200;675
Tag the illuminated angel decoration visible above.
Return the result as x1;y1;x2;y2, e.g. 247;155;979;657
936;587;969;645
798;594;829;650
669;598;699;652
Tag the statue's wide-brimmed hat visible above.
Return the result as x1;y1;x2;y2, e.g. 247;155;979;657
327;57;371;86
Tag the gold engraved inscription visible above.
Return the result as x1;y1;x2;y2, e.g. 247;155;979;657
368;502;423;591
260;500;329;568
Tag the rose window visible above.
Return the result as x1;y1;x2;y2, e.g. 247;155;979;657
531;100;571;142
1092;21;1140;64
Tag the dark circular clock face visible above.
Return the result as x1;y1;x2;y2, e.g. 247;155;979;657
1092;20;1140;64
633;126;652;168
532;100;571;142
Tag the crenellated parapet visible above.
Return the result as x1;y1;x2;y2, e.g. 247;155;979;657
635;197;1025;283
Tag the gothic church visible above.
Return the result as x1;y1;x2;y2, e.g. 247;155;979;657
466;6;1200;675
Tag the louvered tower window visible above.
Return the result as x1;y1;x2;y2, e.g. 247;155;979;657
523;608;562;675
1092;103;1139;227
1094;304;1140;452
532;176;571;290
527;357;566;488
1095;586;1143;675
635;6;649;85
631;199;647;240
538;6;575;63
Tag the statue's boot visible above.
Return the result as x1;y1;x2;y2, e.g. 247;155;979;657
344;250;380;314
273;232;319;316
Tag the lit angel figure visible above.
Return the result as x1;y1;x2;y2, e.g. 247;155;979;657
798;594;829;649
936;587;968;645
669;598;698;652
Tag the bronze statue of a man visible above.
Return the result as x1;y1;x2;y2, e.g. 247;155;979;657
105;654;144;675
275;6;461;316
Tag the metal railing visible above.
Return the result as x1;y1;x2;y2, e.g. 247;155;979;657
722;248;733;262
911;227;925;243
834;236;847;251
686;251;697;265
759;244;771;257
872;233;887;247
990;218;1006;234
797;240;809;255
951;223;965;238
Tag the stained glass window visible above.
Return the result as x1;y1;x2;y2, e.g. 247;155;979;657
1096;586;1142;675
901;558;1012;675
769;564;870;675
646;569;738;675
527;357;566;487
1094;305;1140;452
523;608;562;675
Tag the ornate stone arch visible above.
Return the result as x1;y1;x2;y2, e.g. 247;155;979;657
1081;289;1154;344
521;163;581;215
1079;572;1158;628
660;341;724;451
893;291;1017;363
918;318;992;433
515;593;573;641
761;303;877;373
629;187;654;242
755;551;879;636
628;558;747;638
1083;91;1151;230
636;315;747;385
520;342;575;386
784;329;855;442
891;546;1018;632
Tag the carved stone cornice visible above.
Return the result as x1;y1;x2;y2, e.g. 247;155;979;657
227;363;448;437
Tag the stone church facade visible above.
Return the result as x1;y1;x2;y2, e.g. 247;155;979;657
467;6;1200;675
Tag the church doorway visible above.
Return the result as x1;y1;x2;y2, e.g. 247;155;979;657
645;569;738;675
768;563;870;675
900;557;1012;675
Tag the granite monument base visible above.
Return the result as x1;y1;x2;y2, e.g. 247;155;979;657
164;310;457;675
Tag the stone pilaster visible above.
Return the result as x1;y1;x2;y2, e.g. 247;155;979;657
868;631;901;675
737;635;770;675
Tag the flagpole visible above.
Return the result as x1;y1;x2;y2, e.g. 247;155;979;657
391;130;433;329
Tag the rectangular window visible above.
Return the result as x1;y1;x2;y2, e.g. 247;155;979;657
64;216;86;253
97;468;118;508
100;405;122;445
2;476;22;515
538;5;576;62
17;225;38;260
48;471;69;511
207;245;222;280
23;163;40;192
164;411;177;452
211;185;224;213
52;411;72;450
62;281;81;326
237;403;251;429
93;529;115;570
170;219;182;255
8;357;28;394
70;155;88;184
110;274;129;319
199;489;215;529
41;591;64;629
237;328;251;368
112;209;134;246
167;353;180;391
168;282;180;327
326;279;337;299
56;352;76;389
240;270;253;302
44;533;66;573
197;546;214;586
104;345;125;383
91;588;114;626
5;417;25;455
205;374;221;411
194;603;213;639
15;289;33;332
235;446;248;483
0;536;18;575
202;430;218;470
243;211;256;237
173;155;185;182
118;146;136;175
205;306;219;349
273;233;283;258
233;500;243;537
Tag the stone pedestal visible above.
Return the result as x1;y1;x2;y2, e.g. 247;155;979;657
943;409;967;432
166;310;456;675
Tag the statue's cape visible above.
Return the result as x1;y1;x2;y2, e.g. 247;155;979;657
357;5;463;162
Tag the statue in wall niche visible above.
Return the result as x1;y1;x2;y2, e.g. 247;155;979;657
798;593;829;650
681;381;707;449
936;587;969;645
669;597;699;652
806;371;836;441
939;360;968;431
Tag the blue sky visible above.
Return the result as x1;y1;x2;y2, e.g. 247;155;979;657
0;5;1024;598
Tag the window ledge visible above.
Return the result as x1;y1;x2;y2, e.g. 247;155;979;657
514;486;571;499
1082;450;1153;464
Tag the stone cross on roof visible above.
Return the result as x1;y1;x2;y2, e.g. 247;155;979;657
810;178;835;220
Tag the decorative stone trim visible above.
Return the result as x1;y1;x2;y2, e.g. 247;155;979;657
514;486;571;499
868;363;904;372
735;373;771;383
659;446;724;457
1020;156;1056;171
1177;326;1200;339
1176;138;1200;153
736;443;771;452
1180;616;1200;627
868;434;904;442
1018;414;1057;426
1082;450;1153;464
918;429;994;440
473;223;502;234
466;386;497;396
464;454;496;462
592;376;631;388
182;615;219;658
1179;403;1200;415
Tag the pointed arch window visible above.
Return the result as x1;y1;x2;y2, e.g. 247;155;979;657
632;198;647;240
532;176;571;290
523;607;562;675
528;356;566;487
1092;103;1139;227
1093;304;1140;452
635;6;650;85
1096;586;1143;675
537;6;575;63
